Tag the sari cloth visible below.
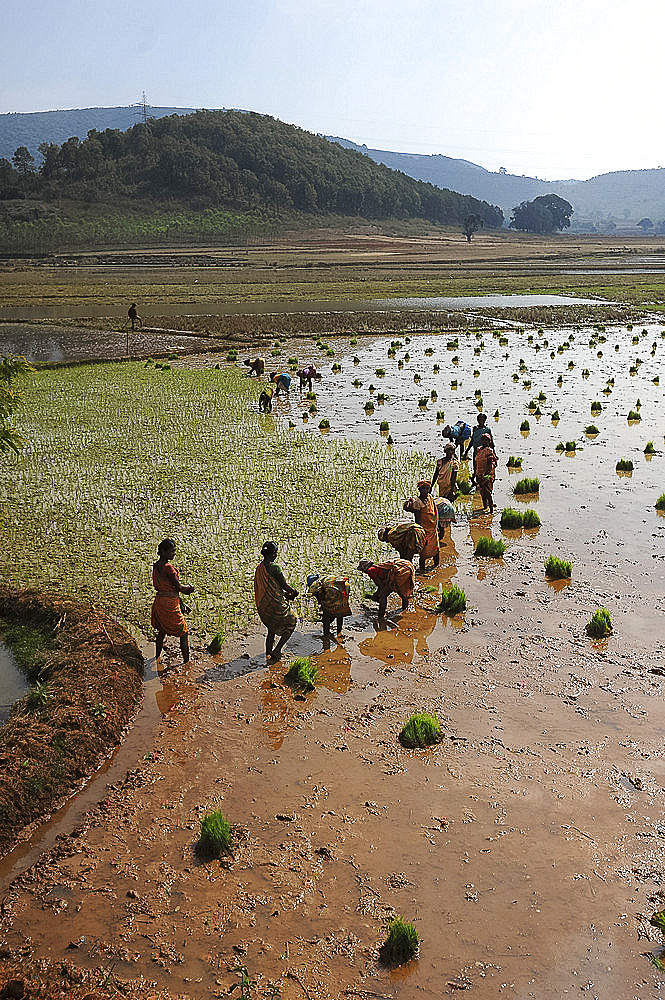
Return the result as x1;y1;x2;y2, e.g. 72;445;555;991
411;494;439;560
151;562;188;636
385;523;426;557
309;576;351;617
475;446;497;489
254;561;297;635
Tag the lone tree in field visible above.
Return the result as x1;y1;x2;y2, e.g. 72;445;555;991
510;193;573;234
637;217;654;233
462;213;484;242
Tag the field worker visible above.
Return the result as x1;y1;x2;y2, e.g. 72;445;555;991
151;538;194;664
467;412;496;480
254;540;298;662
474;434;498;513
258;383;273;413
377;523;426;563
432;442;459;500
127;302;142;330
403;480;440;570
434;496;456;540
271;371;292;396
358;557;415;618
244;357;265;377
442;420;472;460
307;572;351;638
297;364;319;392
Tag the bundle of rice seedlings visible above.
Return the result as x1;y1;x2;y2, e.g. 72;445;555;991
551;410;560;421
544;555;572;580
585;425;599;434
506;456;522;468
318;418;330;429
565;441;577;452
436;585;467;614
474;536;506;558
520;420;530;432
616;459;633;472
500;508;523;529
655;494;665;511
627;410;641;421
206;631;224;654
197;810;231;858
514;477;540;495
399;712;442;748
522;509;541;528
591;401;602;413
285;656;318;691
586;608;612;638
379;918;419;965
644;441;655;454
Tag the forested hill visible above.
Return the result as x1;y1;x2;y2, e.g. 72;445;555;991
0;110;503;228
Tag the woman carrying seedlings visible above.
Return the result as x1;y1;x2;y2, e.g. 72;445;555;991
358;558;415;617
151;538;195;664
403;480;440;570
377;523;426;563
307;573;351;638
474;434;498;513
432;442;459;500
254;540;299;662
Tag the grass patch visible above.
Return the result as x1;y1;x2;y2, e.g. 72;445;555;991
474;536;506;557
399;712;443;748
435;585;467;615
513;477;540;495
544;555;572;579
285;656;318;692
197;809;232;858
0;617;52;679
586;608;612;638
500;508;523;529
379;917;419;966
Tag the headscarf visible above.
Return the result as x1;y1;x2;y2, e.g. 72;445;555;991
377;526;388;541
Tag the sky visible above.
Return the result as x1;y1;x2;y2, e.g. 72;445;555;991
1;0;662;180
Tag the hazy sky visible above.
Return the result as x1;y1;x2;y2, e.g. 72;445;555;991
2;0;661;180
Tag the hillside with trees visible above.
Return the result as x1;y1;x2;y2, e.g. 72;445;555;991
0;110;503;251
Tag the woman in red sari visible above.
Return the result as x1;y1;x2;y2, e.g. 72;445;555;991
474;434;498;513
151;538;195;663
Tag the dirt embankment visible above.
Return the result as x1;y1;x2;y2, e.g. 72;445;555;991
0;589;143;856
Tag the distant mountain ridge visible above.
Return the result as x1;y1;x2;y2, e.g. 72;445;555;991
327;137;665;228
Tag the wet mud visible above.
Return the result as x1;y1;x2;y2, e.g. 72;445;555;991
1;321;665;997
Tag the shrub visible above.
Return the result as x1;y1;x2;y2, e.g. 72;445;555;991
627;410;641;421
197;809;231;858
399;712;442;748
522;509;541;528
474;536;506;558
644;441;655;454
514;477;540;495
379;918;419;965
520;420;530;432
586;608;612;638
506;456;522;468
585;425;599;434
436;585;467;615
500;508;523;529
285;656;318;691
544;555;572;579
616;459;633;472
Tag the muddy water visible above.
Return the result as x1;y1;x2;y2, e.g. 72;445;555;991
2;321;665;998
0;323;221;364
0;642;28;722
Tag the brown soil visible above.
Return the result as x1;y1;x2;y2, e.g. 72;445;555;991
0;589;143;856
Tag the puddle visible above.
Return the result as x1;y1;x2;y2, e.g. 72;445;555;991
0;641;29;722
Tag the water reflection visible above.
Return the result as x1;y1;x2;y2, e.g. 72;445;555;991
0;642;29;722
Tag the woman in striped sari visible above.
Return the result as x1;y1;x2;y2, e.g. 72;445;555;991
254;540;299;662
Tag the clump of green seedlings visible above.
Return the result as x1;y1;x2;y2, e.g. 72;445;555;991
520;420;530;432
436;585;467;615
379;420;389;432
522;509;540;528
528;399;538;411
627;410;641;421
418;397;428;407
433;363;440;373
644;441;655;454
318;418;330;430
533;406;542;417
352;378;362;388
616;459;633;472
26;681;52;711
375;368;386;377
500;507;523;529
436;410;445;420
506;455;522;468
655;493;665;510
493;409;499;419
399;712;442;748
207;631;224;654
591;401;602;413
332;362;341;373
285;656;318;691
556;441;565;452
364;400;375;412
376;392;387;402
424;347;434;356
226;349;238;361
514;477;540;495
565;440;577;452
451;380;458;389
308;402;317;413
379;917;419;965
197;809;232;858
585;425;599;435
474;536;506;558
586;608;612;638
544;555;572;580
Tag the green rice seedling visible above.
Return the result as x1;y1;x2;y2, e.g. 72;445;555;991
555;441;565;452
308;402;317;413
352;378;362;388
399;712;442;748
325;348;335;357
451;380;458;389
565;441;576;452
585;425;599;434
616;459;633;471
520;420;530;432
379;420;389;432
512;373;519;382
332;363;341;373
364;400;375;411
418;397;428;407
451;356;459;365
387;434;394;445
538;391;546;401
353;356;360;364
436;410;445;420
26;681;52;711
544;555;572;580
91;702;108;719
627;410;641;421
506;456;522;468
377;392;387;402
424;347;434;356
285;656;317;692
375;368;386;377
197;809;231;858
473;369;480;377
318;418;330;429
474;536;506;558
270;348;281;357
379;918;419;965
493;409;499;419
636;398;642;408
433;363;440;373
653;375;660;385
288;357;298;366
582;368;590;377
413;373;422;383
430;390;438;400
161;363;171;371
207;631;224;654
500;508;523;529
226;350;238;361
650;910;665;935
369;384;376;392
586;608;612;638
306;391;317;400
591;401;602;413
436;585;467;615
528;399;538;410
404;351;410;361
523;380;532;389
514;477;540;495
446;338;458;350
533;406;542;417
522;508;541;529
644;442;655;454
499;336;508;346
350;337;358;346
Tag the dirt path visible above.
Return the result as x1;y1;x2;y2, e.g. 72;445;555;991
0;539;663;998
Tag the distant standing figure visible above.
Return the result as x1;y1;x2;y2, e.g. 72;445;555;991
254;540;298;662
468;412;496;480
441;420;472;460
475;434;498;513
297;365;318;392
128;303;142;330
432;442;459;500
271;371;292;396
403;480;440;570
307;572;351;638
357;558;415;617
151;538;194;664
244;357;265;377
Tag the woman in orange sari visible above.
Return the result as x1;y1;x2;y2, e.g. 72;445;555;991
474;434;498;512
404;480;440;570
254;540;299;662
357;558;415;617
151;538;195;663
